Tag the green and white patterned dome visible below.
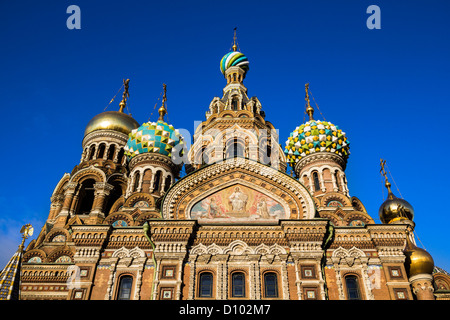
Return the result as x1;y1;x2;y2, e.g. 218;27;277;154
124;120;184;160
284;119;350;167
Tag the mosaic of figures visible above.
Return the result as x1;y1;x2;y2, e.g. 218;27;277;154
190;184;286;223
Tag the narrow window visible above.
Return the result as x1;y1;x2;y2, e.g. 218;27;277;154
107;144;116;160
76;179;96;214
345;275;361;300
153;171;162;192
117;148;125;164
97;143;106;159
226;139;244;159
231;272;245;298
232;98;238;111
313;171;321;191
264;272;278;298
88;145;96;160
117;276;133;300
335;171;341;191
133;172;140;192
164;175;172;192
199;272;213;298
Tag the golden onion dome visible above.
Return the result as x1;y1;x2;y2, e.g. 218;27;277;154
404;232;434;277
378;182;414;224
84;111;140;137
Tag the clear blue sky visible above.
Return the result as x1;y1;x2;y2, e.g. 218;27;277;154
1;1;449;272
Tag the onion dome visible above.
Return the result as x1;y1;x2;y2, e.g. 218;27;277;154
404;232;434;277
378;160;414;224
220;51;249;76
84;111;140;137
124;120;184;159
284;119;350;166
378;189;415;224
284;84;350;167
123;84;184;160
84;79;140;137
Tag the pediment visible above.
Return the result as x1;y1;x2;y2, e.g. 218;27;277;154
162;158;315;221
189;183;287;223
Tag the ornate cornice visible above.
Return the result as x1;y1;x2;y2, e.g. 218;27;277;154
295;152;347;173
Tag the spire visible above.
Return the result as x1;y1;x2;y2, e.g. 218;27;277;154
232;27;238;52
119;79;130;113
305;83;314;121
380;159;395;199
158;83;167;121
0;224;33;300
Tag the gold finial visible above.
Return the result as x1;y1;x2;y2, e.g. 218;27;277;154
380;159;395;199
305;83;314;121
119;79;130;113
158;83;167;121
19;224;33;252
232;27;238;51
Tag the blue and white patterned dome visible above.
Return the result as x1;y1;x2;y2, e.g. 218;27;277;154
124;120;184;160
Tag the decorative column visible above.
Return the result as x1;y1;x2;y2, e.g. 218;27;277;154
319;169;326;192
60;182;78;217
92;182;114;217
187;255;197;300
105;258;118;300
410;274;435;300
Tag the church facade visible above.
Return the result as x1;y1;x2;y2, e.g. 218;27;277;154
11;40;450;301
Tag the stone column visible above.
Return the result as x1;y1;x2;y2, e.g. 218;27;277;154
410;274;435;300
59;182;78;217
92;182;114;217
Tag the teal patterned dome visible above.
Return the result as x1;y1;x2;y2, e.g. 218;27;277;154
220;51;249;75
284;120;350;167
124;120;184;160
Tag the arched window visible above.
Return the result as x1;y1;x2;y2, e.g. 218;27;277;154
313;171;321;191
117;148;125;165
231;272;245;298
198;272;213;298
164;175;172;192
232;97;238;111
97;143;106;159
263;272;278;298
117;275;133;300
226;138;244;159
335;171;341;191
107;144;116;160
345;275;361;300
153;171;162;192
75;179;96;214
133;172;140;192
88;145;96;160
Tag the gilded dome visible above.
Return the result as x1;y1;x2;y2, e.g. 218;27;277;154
84;111;140;137
124;120;184;160
378;190;414;224
404;233;434;277
284;120;350;167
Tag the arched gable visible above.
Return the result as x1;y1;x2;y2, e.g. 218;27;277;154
162;158;316;221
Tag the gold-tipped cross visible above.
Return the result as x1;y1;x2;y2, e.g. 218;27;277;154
232;27;237;51
158;83;167;121
380;159;394;197
119;79;130;112
305;83;314;121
